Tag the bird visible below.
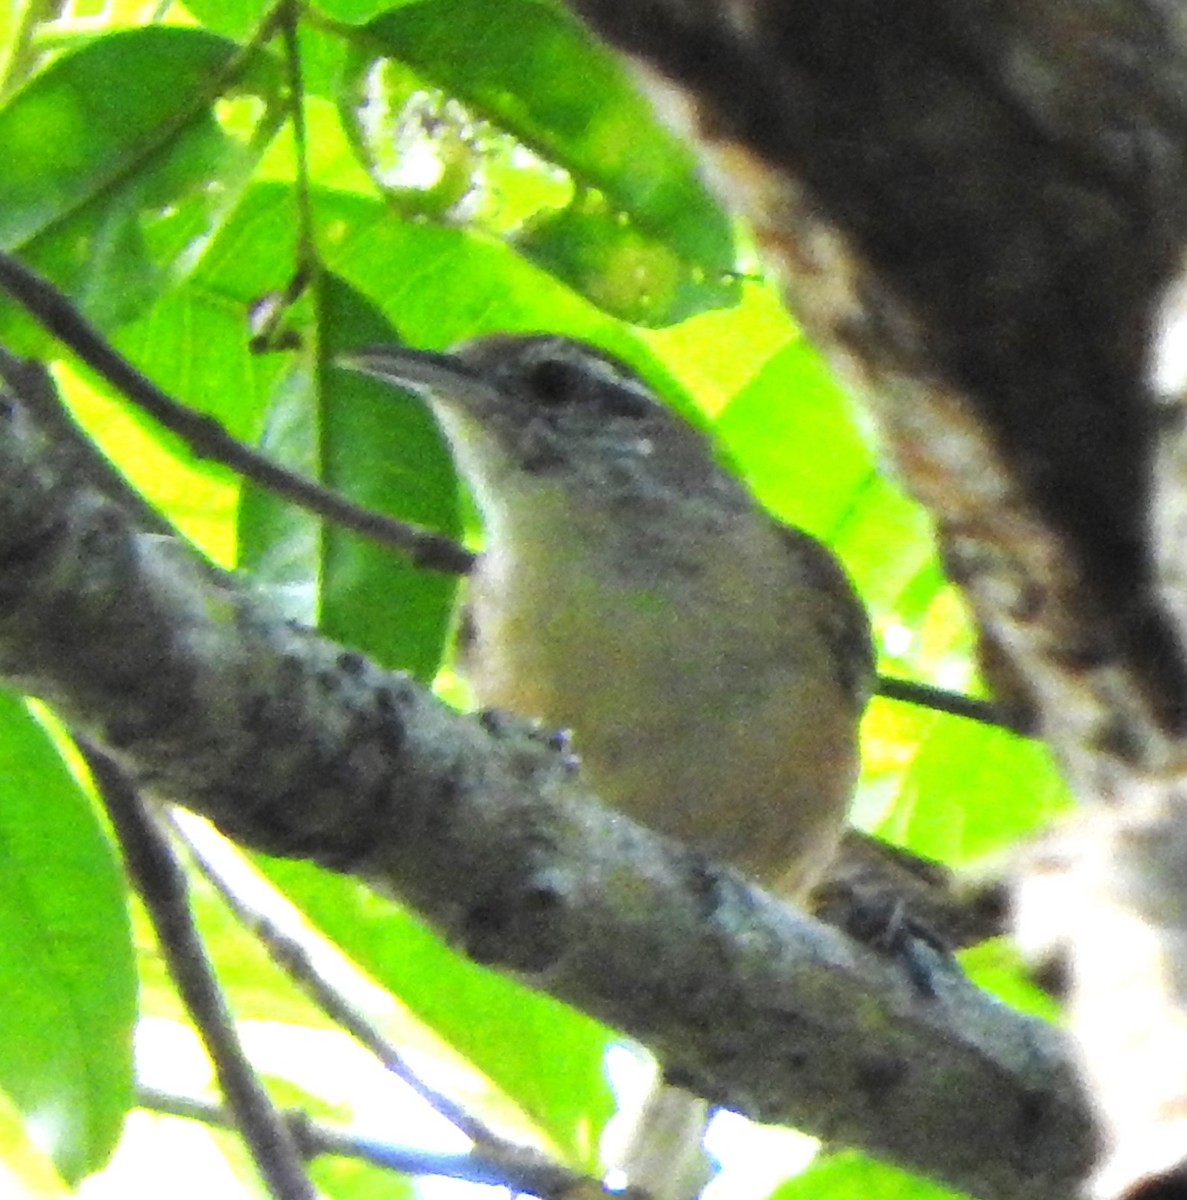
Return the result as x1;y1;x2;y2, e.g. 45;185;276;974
343;332;874;1200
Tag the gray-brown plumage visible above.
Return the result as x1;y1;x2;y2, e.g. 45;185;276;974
349;334;872;895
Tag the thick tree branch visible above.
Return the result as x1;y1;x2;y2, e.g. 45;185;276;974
0;356;1090;1198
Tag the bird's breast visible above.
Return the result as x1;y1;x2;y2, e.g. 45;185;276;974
461;508;863;895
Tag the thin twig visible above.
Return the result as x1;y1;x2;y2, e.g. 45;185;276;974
280;0;317;281
0;251;474;575
166;810;529;1152
875;674;1021;732
136;1085;595;1197
84;741;319;1200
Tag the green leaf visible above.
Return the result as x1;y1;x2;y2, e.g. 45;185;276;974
0;26;281;351
0;693;135;1183
714;335;941;624
239;271;462;678
517;194;729;328
716;337;874;537
54;267;291;566
773;1149;972;1200
876;717;1069;865
341;0;739;324
320;186;607;344
256;857;614;1170
308;185;698;398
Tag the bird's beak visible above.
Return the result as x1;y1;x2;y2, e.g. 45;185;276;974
338;344;489;403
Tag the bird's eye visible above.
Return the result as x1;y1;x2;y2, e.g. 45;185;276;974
525;356;583;407
522;346;657;421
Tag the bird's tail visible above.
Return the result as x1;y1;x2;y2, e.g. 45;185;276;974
607;1082;715;1200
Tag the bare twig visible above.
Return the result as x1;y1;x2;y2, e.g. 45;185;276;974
136;1085;598;1197
84;742;319;1200
875;675;1017;732
166;811;543;1156
0;252;474;574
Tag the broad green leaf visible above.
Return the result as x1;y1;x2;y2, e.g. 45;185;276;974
0;26;281;351
0;27;240;249
773;1149;970;1200
514;186;723;328
54;269;292;566
716;337;875;538
875;716;1069;865
0;693;135;1183
239;271;461;678
256;857;614;1171
341;0;739;324
715;335;941;622
323;187;605;344
110;284;285;447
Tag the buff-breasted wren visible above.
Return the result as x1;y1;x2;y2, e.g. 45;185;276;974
345;333;873;901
